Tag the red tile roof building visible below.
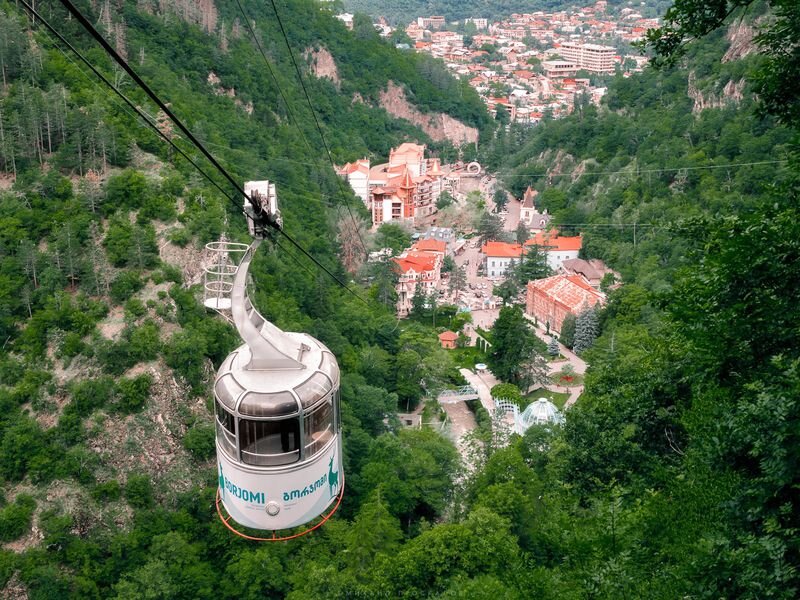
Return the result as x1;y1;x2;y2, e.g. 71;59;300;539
365;144;445;228
438;330;458;349
481;241;524;278
411;239;446;255
393;249;442;317
524;230;582;270
526;274;605;333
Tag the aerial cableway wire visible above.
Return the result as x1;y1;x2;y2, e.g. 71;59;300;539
30;0;370;306
17;1;249;216
233;0;315;156
234;0;369;257
264;0;370;261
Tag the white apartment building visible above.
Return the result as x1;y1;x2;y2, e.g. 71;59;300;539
558;42;616;73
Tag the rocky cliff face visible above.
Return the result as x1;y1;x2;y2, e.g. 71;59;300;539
305;46;340;87
687;71;746;114
723;19;757;63
379;81;479;146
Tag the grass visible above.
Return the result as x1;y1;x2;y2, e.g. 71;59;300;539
449;346;487;369
523;388;571;411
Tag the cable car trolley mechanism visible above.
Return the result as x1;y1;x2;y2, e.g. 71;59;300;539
204;181;343;541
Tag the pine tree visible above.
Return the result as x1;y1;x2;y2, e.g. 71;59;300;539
573;306;599;354
478;211;504;245
515;221;529;245
449;265;466;294
548;336;559;358
516;244;551;284
560;313;576;349
410;282;427;320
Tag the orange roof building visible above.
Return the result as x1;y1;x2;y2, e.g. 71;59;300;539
438;330;458;349
393;247;443;318
524;230;582;270
368;144;445;228
481;241;524;278
481;241;524;258
336;158;370;204
526;274;605;334
411;239;446;255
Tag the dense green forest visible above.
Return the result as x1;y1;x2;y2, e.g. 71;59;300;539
1;0;799;597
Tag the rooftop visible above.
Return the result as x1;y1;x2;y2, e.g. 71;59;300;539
412;239;447;253
524;231;582;252
528;273;605;312
481;241;524;258
394;253;437;274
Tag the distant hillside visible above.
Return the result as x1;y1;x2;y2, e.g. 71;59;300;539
341;0;670;25
492;22;789;289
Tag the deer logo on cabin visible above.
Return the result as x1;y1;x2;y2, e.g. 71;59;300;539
328;455;339;497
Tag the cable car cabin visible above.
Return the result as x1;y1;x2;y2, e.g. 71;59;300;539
214;334;342;531
204;190;342;533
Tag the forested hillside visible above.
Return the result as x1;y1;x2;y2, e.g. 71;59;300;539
1;0;799;597
0;0;484;596
493;20;792;288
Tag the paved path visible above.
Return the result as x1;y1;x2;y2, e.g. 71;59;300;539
526;315;587;375
525;317;587;407
503;198;522;232
440;399;478;470
459;368;498;414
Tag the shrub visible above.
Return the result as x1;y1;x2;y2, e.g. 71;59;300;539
127;321;161;362
168;227;191;247
183;424;216;460
91;480;121;503
58;331;86;360
115;374;153;414
124;298;147;319
110;271;144;304
69;377;116;416
125;474;154;509
0;494;36;541
105;169;149;212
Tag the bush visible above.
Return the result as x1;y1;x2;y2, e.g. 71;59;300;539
105;169;149;212
125;474;154;509
127;321;161;362
91;480;121;503
124;298;147;319
159;263;183;284
115;374;153;414
183;424;216;460
110;271;144;304
138;193;177;223
69;377;116;416
58;331;86;361
168;227;191;247
0;494;36;541
104;218;134;267
96;339;134;375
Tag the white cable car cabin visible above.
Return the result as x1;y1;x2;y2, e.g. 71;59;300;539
205;181;343;539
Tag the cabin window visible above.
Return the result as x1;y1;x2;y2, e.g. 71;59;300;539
304;399;333;457
215;401;236;433
294;372;332;408
239;418;300;466
215;401;237;457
